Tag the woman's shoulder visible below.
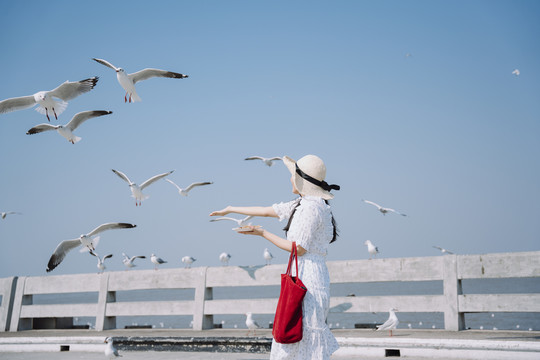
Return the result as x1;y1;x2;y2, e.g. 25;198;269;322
299;196;330;213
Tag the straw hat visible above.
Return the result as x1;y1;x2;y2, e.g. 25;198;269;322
283;155;340;200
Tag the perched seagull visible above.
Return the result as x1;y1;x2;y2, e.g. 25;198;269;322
244;156;282;167
246;312;263;335
112;169;174;206
376;308;399;336
122;253;146;269
1;211;21;219
26;110;112;144
0;77;98;121
181;256;196;268
90;252;113;273
433;246;454;255
210;215;253;228
165;179;213;197
104;337;121;358
150;253;167;270
219;252;231;266
46;223;136;272
362;199;407;216
263;248;273;265
512;69;520;76
364;240;379;260
92;58;188;103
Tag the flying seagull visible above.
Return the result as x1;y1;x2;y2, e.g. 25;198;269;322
0;77;98;121
112;169;174;206
246;312;263;335
244;156;282;167
46;222;136;272
165;179;213;197
219;252;231;266
433;246;454;255
210;215;253;228
92;58;188;103
1;211;21;219
364;240;379;260
181;256;196;268
151;253;167;270
90;252;113;273
122;253;146;269
512;69;520;76
362;199;407;216
26;110;112;144
376;308;399;336
104;337;121;358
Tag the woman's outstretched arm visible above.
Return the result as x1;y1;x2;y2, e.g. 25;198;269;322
238;227;307;256
209;206;278;218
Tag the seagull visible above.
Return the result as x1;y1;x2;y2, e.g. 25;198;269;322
433;246;454;255
210;215;253;228
92;58;188;103
512;69;520;76
181;256;196;268
46;223;136;272
112;169;174;206
122;253;146;269
1;211;21;219
219;252;231;266
150;253;167;270
244;156;282;167
104;337;121;358
362;199;407;216
165;179;213;197
26;110;112;144
90;252;113;273
246;312;263;335
364;240;379;260
263;248;273;265
0;77;98;121
376;308;399;336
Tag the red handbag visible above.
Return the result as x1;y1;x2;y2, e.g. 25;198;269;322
272;242;308;344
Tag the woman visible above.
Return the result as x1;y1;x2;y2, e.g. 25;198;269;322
210;154;340;359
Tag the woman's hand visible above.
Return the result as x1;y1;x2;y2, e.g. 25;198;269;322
209;206;231;217
237;225;264;237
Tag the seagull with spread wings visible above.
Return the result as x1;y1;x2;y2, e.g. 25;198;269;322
0;77;98;121
90;252;113;273
362;199;407;216
165;179;213;197
1;211;21;219
122;253;146;269
433;246;454;255
112;169;174;206
244;156;282;167
92;58;188;103
26;110;112;144
46;222;136;272
210;215;253;228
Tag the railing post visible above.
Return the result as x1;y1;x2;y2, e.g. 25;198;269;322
9;277;32;331
95;273;116;331
0;277;18;332
443;255;465;330
193;267;213;330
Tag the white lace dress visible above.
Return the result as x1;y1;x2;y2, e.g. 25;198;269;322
270;196;339;360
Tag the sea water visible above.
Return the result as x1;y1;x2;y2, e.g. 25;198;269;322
31;277;540;331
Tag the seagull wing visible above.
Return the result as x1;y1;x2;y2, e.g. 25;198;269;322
209;217;239;223
49;77;99;101
131;255;146;260
184;182;213;192
26;123;60;135
92;58;119;71
387;208;407;216
139;170;174;190
244;156;264;161
112;169;133;185
66;110;112;131
363;200;383;210
87;222;136;237
268;157;282;161
129;69;188;84
103;254;113;261
165;178;181;191
0;95;36;114
46;239;82;272
242;215;254;222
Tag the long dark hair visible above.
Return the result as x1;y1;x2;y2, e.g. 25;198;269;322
283;199;338;243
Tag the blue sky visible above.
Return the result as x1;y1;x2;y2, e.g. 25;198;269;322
1;0;539;277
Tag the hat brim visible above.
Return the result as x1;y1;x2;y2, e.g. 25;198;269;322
282;155;334;200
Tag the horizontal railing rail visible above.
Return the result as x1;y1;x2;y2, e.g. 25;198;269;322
1;251;538;332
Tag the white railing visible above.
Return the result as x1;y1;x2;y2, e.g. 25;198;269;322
2;251;539;332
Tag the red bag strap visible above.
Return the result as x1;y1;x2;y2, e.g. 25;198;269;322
286;242;299;277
